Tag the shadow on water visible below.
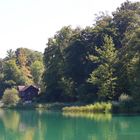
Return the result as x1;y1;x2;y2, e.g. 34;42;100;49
0;109;140;140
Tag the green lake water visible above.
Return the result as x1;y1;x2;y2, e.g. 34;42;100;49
0;110;140;140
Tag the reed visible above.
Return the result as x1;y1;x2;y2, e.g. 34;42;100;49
62;102;112;113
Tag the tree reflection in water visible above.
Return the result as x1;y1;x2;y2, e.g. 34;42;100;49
0;109;139;140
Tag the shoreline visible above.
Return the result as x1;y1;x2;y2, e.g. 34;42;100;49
0;102;140;114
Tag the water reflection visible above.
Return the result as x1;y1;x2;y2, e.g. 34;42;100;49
0;109;139;140
63;112;112;121
0;109;47;140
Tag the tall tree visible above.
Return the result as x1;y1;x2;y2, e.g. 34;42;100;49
88;35;118;100
113;1;140;95
15;48;33;84
123;28;140;101
43;26;76;101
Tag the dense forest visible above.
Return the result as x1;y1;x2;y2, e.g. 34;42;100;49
43;1;140;104
1;1;140;108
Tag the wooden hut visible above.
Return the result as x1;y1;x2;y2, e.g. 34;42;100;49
18;85;39;101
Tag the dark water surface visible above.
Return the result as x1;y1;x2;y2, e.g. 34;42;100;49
0;109;140;140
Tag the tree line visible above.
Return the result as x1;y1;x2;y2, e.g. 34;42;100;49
43;1;140;104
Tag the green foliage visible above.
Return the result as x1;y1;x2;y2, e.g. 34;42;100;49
88;36;118;100
42;1;140;105
63;102;112;113
113;1;140;97
116;28;140;100
31;60;44;86
3;60;23;84
113;0;140;41
2;88;20;105
43;26;78;101
3;60;31;85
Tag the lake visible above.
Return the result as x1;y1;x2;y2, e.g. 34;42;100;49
0;109;140;140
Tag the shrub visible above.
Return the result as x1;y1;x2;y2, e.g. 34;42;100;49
119;94;132;103
2;88;20;105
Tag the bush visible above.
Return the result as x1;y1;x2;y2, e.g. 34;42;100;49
119;94;132;103
2;88;20;105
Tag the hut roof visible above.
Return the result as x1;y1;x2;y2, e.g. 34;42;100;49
18;85;39;92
